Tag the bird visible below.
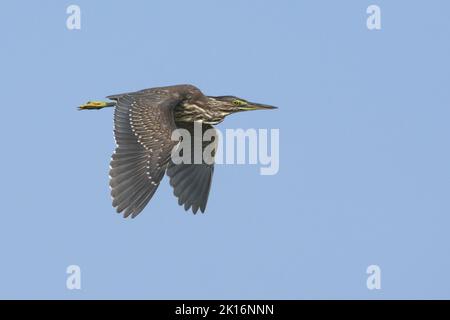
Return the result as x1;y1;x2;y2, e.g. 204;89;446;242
79;84;276;218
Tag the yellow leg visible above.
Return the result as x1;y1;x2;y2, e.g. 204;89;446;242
78;101;114;110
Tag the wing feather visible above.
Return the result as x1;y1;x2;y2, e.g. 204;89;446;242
108;91;182;218
166;123;216;214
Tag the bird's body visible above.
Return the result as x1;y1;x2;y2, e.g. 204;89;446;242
79;84;276;218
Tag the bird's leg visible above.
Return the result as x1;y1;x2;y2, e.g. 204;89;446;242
78;101;116;110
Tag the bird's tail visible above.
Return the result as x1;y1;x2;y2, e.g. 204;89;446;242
78;101;116;110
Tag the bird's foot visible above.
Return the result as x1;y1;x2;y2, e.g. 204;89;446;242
78;101;114;110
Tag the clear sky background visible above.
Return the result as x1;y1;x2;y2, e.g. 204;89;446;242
0;0;449;299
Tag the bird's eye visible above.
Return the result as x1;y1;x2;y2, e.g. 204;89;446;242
233;100;244;106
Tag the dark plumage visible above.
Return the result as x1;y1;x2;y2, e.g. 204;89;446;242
79;84;276;218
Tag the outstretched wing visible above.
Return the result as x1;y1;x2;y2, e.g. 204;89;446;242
166;122;217;214
108;92;181;218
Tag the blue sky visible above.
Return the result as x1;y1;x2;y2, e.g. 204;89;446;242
0;0;449;299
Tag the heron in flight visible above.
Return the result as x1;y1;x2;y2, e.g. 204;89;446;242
79;84;276;218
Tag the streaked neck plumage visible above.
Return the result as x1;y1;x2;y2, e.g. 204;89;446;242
174;97;232;125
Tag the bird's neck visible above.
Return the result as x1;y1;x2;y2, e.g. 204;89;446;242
175;98;225;125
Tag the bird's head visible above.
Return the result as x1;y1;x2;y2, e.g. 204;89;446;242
207;96;277;115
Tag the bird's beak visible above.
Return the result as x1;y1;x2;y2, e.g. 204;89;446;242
239;102;277;111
